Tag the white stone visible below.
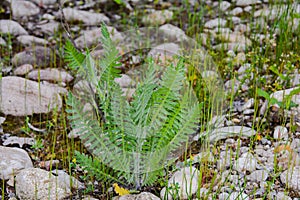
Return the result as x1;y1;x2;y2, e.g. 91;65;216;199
13;64;34;76
228;192;249;200
160;167;199;200
113;192;160;200
195;126;256;143
62;8;109;26
159;24;188;42
204;18;227;29
0;20;28;36
234;152;257;173
0;76;63;116
75;26;123;49
236;0;261;6
142;10;173;26
27;68;74;84
273;126;288;140
0;146;33;180
247;169;269;182
11;0;40;18
30;0;57;6
17;35;48;46
219;1;231;11
280;166;300;195
230;7;243;16
0;37;6;45
15;168;73;200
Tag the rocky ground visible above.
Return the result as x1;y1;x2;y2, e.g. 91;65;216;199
0;0;300;199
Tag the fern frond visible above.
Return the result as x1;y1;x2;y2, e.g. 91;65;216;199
75;151;125;185
64;40;85;71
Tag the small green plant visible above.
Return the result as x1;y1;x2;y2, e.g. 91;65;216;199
65;23;200;189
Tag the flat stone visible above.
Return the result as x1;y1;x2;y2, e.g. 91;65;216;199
13;64;34;76
277;192;292;200
227;192;249;200
213;42;247;52
0;20;28;36
160;167;199;200
0;146;33;180
204;18;227;29
17;35;48;46
36;21;60;35
0;76;63;116
273;126;288;140
30;0;57;6
217;33;252;46
234;152;258;173
247;169;269;182
236;0;261;6
27;68;74;84
260;87;300;115
230;7;243;16
242;98;254;111
158;24;188;42
219;1;231;11
196;126;256;143
75;26;123;49
11;0;40;18
113;192;160;200
3;136;35;147
12;46;55;68
15;168;73;200
142;10;173;26
62;8;109;26
280;166;300;195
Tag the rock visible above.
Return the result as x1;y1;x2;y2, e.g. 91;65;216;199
15;168;73;200
0;76;63;116
12;46;55;68
160;167;199;200
276;192;292;200
242;98;254;111
36;21;60;35
114;74;135;88
0;146;33;180
234;152;258;173
247;169;269;182
219;1;231;11
52;170;85;190
195;126;256;143
260;87;300;115
75;26;123;49
227;192;249;200
230;7;243;16
82;196;99;200
3;136;35;147
207;115;227;128
280;166;300;195
121;88;135;101
273;126;288;140
204;18;227;29
158;24;188;42
142;10;173;26
236;0;261;6
17;35;48;46
27;68;74;84
62;8;109;26
217;33;252;46
148;43;180;61
213;42;247;52
0;20;28;36
0;37;6;45
11;0;40;18
30;0;57;6
13;64;34;76
113;192;160;200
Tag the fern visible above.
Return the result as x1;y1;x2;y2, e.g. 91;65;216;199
65;24;200;189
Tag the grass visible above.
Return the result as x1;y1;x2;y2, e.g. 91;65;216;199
0;0;300;199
